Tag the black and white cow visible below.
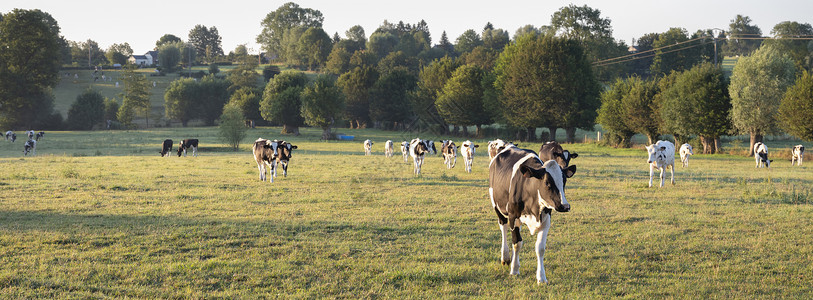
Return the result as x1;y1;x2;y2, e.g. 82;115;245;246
253;138;278;182
646;140;675;187
363;139;373;156
489;145;576;284
159;139;173;157
274;140;298;178
23;139;37;156
26;130;35;140
441;140;457;169
35;131;45;141
5;131;15;142
177;139;199;157
488;139;514;162
400;141;410;163
538;141;578;169
384;140;394;157
791;145;805;166
425;140;437;155
679;143;694;168
409;138;429;175
754;142;772;168
460;140;479;173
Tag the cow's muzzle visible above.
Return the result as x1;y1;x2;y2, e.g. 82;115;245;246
556;204;570;213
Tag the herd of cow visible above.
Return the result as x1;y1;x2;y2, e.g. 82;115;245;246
4;130;44;156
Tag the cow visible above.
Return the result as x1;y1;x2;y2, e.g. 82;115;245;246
159;139;173;157
384;140;394;158
400;141;410;163
409;138;429;175
274;140;298;178
253;138;278;182
26;130;35;140
646;140;675;187
5;131;15;142
23;139;36;156
489;145;576;284
679;143;694;167
441;140;457;169
35;131;45;141
425;140;437;155
488;139;514;162
177;139;199;157
460;140;479;173
753;142;772;168
363;139;373;156
792;145;805;166
538;141;578;169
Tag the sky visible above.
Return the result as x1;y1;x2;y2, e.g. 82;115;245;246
2;0;811;55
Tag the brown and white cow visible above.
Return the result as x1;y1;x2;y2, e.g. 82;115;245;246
159;139;173;157
409;138;429;175
538;141;578;169
489;145;576;284
460;140;479;173
441;140;457;169
253;138;278;182
177;139;199;157
274;140;298;178
791;145;805;166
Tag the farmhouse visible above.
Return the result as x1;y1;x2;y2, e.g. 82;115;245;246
127;51;159;67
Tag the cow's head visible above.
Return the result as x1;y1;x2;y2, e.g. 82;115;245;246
519;160;576;213
426;140;436;153
646;144;668;164
413;140;428;155
279;141;297;159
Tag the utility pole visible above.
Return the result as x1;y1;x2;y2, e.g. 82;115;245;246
710;28;724;65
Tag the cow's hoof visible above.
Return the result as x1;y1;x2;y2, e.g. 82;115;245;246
537;280;548;285
501;260;510;266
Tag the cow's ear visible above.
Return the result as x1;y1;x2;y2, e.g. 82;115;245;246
570;152;579;159
565;165;577;178
291;145;298;149
520;164;546;179
660;146;666;151
474;144;480;148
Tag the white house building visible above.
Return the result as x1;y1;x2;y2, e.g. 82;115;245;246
127;51;159;67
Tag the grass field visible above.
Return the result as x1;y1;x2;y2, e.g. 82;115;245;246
1;127;812;298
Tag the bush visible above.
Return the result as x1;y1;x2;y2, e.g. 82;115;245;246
218;103;248;151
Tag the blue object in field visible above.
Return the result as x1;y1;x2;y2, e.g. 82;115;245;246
337;135;354;141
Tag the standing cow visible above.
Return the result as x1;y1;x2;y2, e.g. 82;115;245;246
400;141;410;163
177;139;199;157
679;143;694;167
791;145;804;166
646;140;675;187
425;140;437;155
159;139;173;157
488;139;513;162
460;140;479;173
23;139;37;156
384;140;394;158
409;138;429;175
441;140;457;169
35;131;45;141
538;141;578;169
489;145;576;284
753;142;772;168
5;131;15;142
363;139;373;156
253;138;278;182
274;140;298;178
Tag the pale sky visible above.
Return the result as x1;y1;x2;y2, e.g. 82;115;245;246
2;0;811;55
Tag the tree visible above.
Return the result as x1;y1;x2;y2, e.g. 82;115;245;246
67;88;105;130
411;56;458;134
367;31;399;59
0;9;62;128
722;15;763;56
762;21;813;69
482;27;510;51
228;86;263;126
196;75;231;126
105;43;133;66
218;103;248;151
301;75;345;139
156;34;183;48
455;29;482;54
337;66;378;128
369;68;416;129
597;78;636;147
436;64;491;136
257;2;324;62
119;64;152;127
325;46;352;75
660;63;731;154
459;46;498;71
157;42;182;73
227;61;260;92
260;70;308;134
188;24;224;63
297;27;332;70
513;25;540;40
622;76;661;144
650;28;698;76
377;51;419;76
778;70;813;141
345;25;367;51
164;78;198;126
729;44;797;155
103;98;120;125
437;31;454;55
72;39;106;67
628;33;659;77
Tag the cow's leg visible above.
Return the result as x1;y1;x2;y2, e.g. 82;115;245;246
755;156;759;168
535;214;552;284
493;206;511;265
509;217;523;276
670;164;675;185
649;164;654;187
452;156;456;168
257;162;265;181
282;161;288;177
193;146;197;157
269;161;277;183
659;166;665;187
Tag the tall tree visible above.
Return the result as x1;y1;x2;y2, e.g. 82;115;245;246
597;78;636;147
164;78;198;126
730;44;797;155
778;70;813;141
325;46;352;75
260;70;308;135
156;34;183;48
119;64;152;127
157;42;182;73
455;29;483;54
297;27;332;70
763;21;813;70
621;76;661;143
105;42;133;66
367;31;399;59
722;15;763;56
482;27;510;51
228;86;263;126
369;68;416;129
67;88;105;130
257;2;323;62
513;25;541;40
337;66;378;128
196;75;231;126
436;31;454;55
435;64;492;136
0;9;62;128
411;56;458;134
650;28;699;76
218;102;248;151
188;24;224;63
660;63;731;154
301;75;345;139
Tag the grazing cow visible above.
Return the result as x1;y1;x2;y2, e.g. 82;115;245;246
409;138;429;175
754;142;772;168
460;140;479;173
23;139;36;156
679;143;694;167
489;145;576;284
5;131;15;142
488;139;514;162
35;131;45;141
384;140;394;157
363;139;373;156
441;140;457;169
26;130;35;140
425;140;437;155
792;145;805;166
274;140;298;178
538;141;578;169
177;139;199;157
400;141;410;163
159;139;173;157
253;138;278;182
646;140;675;187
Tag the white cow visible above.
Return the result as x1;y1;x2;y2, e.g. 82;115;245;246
460;140;479;173
791;145;804;166
409;138;429;175
363;139;373;156
400;141;410;163
679;143;694;167
646;140;675;187
384;140;394;158
754;142;772;168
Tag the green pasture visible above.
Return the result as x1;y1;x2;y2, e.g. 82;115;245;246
1;127;811;298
